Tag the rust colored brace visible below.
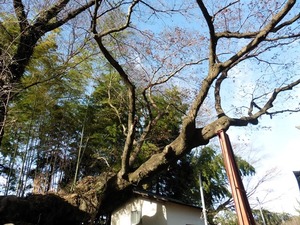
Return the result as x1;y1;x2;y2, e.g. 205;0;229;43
218;130;256;225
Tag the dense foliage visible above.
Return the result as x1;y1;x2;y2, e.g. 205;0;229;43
0;0;299;224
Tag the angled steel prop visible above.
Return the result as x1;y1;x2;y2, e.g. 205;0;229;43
217;130;255;225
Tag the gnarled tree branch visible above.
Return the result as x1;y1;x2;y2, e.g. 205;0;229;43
221;0;296;69
92;1;140;178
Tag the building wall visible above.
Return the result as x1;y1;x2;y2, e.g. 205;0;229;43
111;198;135;225
139;198;167;225
165;201;204;225
111;197;204;225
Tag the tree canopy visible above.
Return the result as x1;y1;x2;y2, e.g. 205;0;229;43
0;0;300;224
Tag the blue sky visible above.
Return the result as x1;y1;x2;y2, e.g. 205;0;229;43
228;110;300;214
221;38;300;214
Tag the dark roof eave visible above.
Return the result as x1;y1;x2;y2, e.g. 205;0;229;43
133;189;202;210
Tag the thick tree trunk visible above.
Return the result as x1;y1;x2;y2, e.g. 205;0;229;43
69;173;133;215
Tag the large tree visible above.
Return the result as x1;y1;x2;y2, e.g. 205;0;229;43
1;0;300;224
88;0;300;216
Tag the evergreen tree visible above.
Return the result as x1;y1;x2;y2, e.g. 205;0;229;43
0;30;93;195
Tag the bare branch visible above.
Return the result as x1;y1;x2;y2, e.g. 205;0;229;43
202;78;300;135
273;12;300;32
34;0;70;26
216;31;257;39
129;107;168;166
94;156;111;168
196;0;217;65
95;35;136;177
249;78;300;118
216;10;300;40
107;76;127;135
212;0;240;22
99;0;139;37
44;0;97;31
221;0;297;69
92;1;141;178
214;71;227;117
150;59;207;87
13;0;29;30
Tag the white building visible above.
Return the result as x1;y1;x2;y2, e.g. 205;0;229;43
111;190;205;225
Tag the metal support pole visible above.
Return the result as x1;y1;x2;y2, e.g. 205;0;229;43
257;197;267;225
199;173;209;225
218;130;255;225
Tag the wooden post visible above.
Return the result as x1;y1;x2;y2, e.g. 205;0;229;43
218;130;255;225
